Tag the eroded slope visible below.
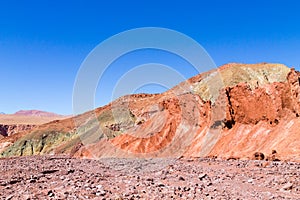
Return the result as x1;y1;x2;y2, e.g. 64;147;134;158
1;63;299;161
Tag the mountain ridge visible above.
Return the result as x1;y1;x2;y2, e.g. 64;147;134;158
0;63;299;162
14;110;64;117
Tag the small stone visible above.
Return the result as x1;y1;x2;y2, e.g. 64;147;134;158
48;190;55;197
157;183;165;187
96;190;106;196
5;194;14;200
96;184;103;189
29;179;36;183
207;182;213;186
0;182;7;186
199;173;207;180
247;179;254;183
281;182;293;190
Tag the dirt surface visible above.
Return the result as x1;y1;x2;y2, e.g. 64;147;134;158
0;156;299;199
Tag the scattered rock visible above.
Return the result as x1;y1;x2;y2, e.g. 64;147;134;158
254;152;265;160
47;190;54;197
199;173;207;180
281;182;293;191
0;147;300;199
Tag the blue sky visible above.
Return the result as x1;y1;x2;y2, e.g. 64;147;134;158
0;0;300;114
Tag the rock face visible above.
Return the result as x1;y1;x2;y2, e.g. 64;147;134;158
223;69;300;125
0;124;36;137
204;68;300;161
0;63;299;162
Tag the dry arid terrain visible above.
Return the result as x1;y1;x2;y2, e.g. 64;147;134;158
0;63;300;199
0;156;299;199
1;63;299;161
0;110;67;142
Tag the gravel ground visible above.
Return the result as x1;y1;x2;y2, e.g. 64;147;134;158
0;156;299;199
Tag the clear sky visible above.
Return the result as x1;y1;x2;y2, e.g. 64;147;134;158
0;0;300;115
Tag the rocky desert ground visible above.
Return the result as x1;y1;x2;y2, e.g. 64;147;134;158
0;156;299;199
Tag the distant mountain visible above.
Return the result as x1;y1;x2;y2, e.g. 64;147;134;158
14;110;63;117
0;110;65;138
0;110;67;125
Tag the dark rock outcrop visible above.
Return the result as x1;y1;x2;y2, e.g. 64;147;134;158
0;124;36;137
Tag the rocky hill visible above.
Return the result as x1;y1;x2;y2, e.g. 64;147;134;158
0;110;66;148
0;63;299;162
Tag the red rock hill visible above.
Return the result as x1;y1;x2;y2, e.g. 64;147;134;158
1;63;299;162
